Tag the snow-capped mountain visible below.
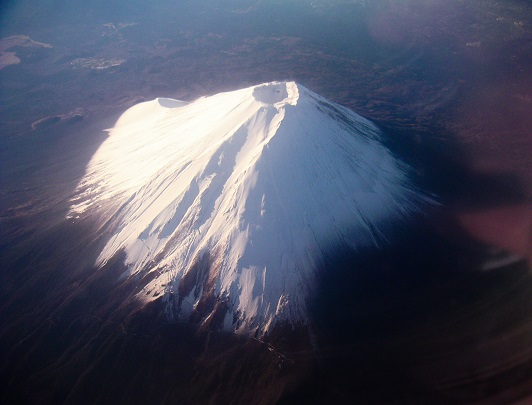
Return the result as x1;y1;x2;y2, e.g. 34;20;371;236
69;81;427;334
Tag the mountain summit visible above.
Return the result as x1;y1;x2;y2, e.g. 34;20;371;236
69;81;426;334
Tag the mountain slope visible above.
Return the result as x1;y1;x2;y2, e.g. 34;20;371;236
69;81;427;334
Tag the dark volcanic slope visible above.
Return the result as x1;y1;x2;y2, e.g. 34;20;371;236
1;206;531;404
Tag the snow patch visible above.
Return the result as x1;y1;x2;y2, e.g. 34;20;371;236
69;81;428;334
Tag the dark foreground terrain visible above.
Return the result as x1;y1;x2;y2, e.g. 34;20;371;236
1;217;530;404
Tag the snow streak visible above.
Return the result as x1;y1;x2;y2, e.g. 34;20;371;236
69;82;427;333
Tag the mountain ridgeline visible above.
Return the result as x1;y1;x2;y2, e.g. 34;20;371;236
69;81;429;335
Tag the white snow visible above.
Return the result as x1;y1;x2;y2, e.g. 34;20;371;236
69;81;426;334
